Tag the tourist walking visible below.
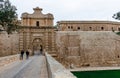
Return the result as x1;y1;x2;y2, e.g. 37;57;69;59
20;50;24;60
40;48;43;55
40;45;43;55
26;50;29;59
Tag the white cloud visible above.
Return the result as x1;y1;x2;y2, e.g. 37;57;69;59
9;0;120;24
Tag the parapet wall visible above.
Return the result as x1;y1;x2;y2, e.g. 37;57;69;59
45;53;76;78
0;54;19;68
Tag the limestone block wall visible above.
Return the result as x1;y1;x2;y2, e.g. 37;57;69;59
0;32;19;57
56;31;120;68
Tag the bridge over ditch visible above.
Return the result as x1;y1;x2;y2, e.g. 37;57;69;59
0;53;76;78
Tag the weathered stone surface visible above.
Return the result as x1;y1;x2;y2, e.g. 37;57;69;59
0;32;19;57
56;31;120;68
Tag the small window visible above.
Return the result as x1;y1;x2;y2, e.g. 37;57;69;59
101;27;104;30
112;27;114;31
112;27;113;30
89;27;92;30
71;26;73;29
36;21;39;27
118;28;120;31
78;27;80;30
68;26;70;29
118;55;120;58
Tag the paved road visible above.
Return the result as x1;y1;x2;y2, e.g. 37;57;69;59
0;56;48;78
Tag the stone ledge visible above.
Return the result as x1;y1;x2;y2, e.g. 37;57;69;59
45;52;76;78
0;54;19;67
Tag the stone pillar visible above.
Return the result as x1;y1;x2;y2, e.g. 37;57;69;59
26;32;30;49
19;32;24;52
28;18;30;26
23;31;27;50
51;32;56;54
45;32;48;52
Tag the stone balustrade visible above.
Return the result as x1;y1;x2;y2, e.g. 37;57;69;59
45;52;76;78
0;54;19;67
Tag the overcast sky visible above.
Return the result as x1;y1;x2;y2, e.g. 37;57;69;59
9;0;120;24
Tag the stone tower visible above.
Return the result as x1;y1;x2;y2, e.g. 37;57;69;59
19;7;56;56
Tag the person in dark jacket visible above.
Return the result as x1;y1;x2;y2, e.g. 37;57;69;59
20;50;24;60
26;50;29;59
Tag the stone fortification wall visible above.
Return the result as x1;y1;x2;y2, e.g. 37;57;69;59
0;32;19;57
56;31;120;68
57;21;120;31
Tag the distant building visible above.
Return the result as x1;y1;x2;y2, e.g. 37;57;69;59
57;21;120;31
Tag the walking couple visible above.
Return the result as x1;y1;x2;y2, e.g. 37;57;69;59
20;50;29;60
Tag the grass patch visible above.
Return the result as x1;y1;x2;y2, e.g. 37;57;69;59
72;70;120;78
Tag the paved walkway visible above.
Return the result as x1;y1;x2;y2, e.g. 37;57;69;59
0;56;48;78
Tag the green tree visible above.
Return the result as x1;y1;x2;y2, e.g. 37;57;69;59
113;12;120;20
0;0;18;34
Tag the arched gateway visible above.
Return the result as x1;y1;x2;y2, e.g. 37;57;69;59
19;7;56;56
32;38;43;55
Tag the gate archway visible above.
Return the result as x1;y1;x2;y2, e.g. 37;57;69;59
32;38;43;55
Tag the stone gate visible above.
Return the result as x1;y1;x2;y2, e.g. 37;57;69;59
19;7;56;55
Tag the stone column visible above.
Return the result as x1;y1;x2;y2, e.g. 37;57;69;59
23;31;27;50
51;31;56;54
45;31;48;52
19;31;24;51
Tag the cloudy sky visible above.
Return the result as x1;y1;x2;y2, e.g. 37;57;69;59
9;0;120;24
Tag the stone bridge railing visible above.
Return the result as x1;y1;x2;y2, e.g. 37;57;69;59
0;54;19;68
45;52;76;78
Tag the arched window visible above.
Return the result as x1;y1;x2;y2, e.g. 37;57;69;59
78;27;80;30
71;26;73;29
112;27;113;30
118;55;120;58
89;27;92;30
101;27;104;30
112;27;114;31
118;28;120;31
68;26;70;29
36;21;39;27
